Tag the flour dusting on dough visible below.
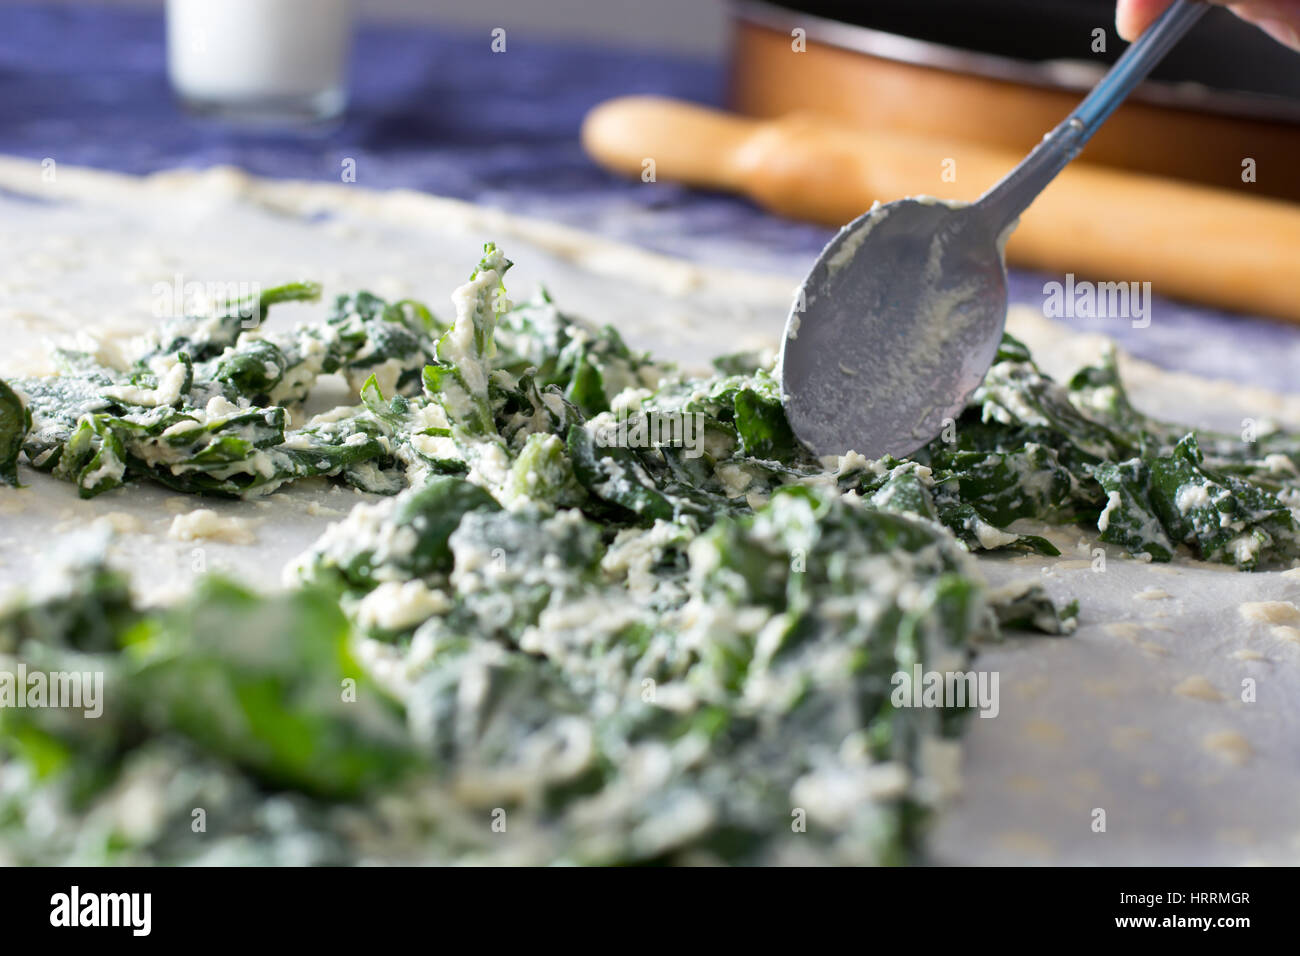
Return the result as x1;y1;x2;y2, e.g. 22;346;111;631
1202;731;1253;766
1173;675;1224;702
91;512;143;535
1238;601;1300;627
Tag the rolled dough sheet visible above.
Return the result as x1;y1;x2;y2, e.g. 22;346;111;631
1;157;1296;865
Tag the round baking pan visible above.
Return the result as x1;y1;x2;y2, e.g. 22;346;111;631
728;0;1300;200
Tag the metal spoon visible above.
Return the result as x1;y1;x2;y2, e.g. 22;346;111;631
779;0;1207;460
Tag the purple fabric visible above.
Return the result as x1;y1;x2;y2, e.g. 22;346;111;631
1;1;1296;391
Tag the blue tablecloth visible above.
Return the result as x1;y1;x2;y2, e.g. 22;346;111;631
2;1;1297;391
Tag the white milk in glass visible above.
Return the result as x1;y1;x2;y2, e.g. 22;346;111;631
167;0;353;123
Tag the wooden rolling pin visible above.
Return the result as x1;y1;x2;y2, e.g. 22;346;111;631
582;96;1300;323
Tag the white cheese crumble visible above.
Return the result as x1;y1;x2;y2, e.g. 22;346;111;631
1174;483;1212;514
355;580;450;631
167;509;256;545
1097;491;1122;533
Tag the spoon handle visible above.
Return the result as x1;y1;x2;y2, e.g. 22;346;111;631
976;0;1208;233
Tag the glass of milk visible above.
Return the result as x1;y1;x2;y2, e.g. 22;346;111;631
167;0;353;124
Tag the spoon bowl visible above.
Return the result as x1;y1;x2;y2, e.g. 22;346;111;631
779;198;1010;460
778;0;1207;461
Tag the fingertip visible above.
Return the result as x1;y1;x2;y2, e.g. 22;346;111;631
1115;0;1139;41
1115;0;1172;41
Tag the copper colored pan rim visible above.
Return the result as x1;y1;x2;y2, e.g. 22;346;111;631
729;0;1300;124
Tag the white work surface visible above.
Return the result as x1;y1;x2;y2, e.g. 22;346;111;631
1;157;1297;865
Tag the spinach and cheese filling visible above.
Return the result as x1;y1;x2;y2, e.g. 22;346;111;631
0;244;1296;865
